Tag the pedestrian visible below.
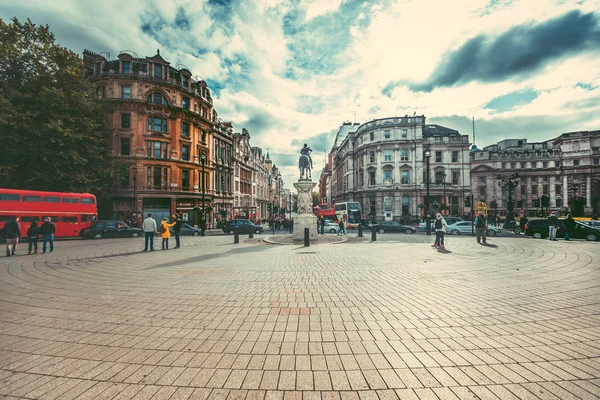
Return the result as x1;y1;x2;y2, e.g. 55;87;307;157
474;212;488;244
432;213;448;248
564;214;575;241
39;217;56;253
160;217;176;250
337;218;346;236
3;216;21;256
319;216;324;234
27;220;41;254
173;213;183;249
142;213;157;251
548;212;559;241
592;213;598;221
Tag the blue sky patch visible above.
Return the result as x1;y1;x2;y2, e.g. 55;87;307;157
484;88;539;113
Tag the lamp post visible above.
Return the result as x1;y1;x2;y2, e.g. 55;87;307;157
132;166;137;215
497;172;520;226
441;172;447;216
289;192;292;220
424;144;431;235
277;173;282;218
200;150;206;236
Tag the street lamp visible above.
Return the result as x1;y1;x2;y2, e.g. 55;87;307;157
424;144;431;235
497;172;520;226
289;192;292;220
277;173;282;218
200;150;206;236
441;172;447;216
132;166;138;219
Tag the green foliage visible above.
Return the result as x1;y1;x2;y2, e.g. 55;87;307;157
311;191;320;207
0;18;119;197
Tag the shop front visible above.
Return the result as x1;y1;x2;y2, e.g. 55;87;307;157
176;199;196;224
143;198;171;227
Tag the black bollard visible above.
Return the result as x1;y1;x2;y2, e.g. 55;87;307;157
320;222;324;235
358;224;363;237
234;229;239;244
249;230;254;239
304;227;310;247
371;226;377;241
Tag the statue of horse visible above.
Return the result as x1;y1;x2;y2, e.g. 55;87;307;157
299;154;311;180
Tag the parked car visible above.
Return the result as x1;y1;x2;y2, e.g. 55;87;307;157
324;221;340;233
223;219;263;234
447;221;501;236
179;223;202;236
580;220;600;229
525;219;599;241
418;217;463;231
82;220;142;239
374;221;416;234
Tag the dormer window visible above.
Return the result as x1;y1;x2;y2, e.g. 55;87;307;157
182;75;189;88
147;93;168;105
182;97;190;110
153;64;162;79
122;61;131;74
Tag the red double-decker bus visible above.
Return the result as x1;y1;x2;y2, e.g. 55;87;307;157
0;189;98;239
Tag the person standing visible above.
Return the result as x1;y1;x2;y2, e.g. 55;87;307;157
319;216;325;234
548;212;559;241
39;217;56;253
4;216;21;256
142;213;157;251
160;218;176;250
564;214;575;241
173;213;183;249
432;213;448;248
474;212;488;244
27;221;41;254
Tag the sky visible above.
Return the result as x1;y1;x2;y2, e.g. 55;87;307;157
2;0;600;188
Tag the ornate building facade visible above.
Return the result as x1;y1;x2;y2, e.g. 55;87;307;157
212;121;235;223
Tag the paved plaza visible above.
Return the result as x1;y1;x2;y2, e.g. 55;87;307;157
0;234;599;400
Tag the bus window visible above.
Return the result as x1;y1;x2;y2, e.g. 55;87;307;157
81;214;88;222
62;198;80;204
0;215;17;222
43;196;61;203
0;194;20;201
21;216;40;223
335;204;346;211
22;196;42;202
61;216;79;222
81;198;96;204
42;216;60;222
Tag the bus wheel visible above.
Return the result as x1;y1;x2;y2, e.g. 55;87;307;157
93;233;103;239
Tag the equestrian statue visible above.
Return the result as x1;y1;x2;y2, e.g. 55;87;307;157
299;143;313;180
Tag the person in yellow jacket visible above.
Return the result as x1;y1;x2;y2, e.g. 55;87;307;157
160;217;176;250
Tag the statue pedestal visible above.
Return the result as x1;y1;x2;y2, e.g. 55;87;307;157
293;180;318;241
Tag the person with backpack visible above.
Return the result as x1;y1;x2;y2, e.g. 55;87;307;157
159;217;176;250
474;212;488;244
432;213;448;249
4;216;21;256
27;221;41;254
173;213;183;249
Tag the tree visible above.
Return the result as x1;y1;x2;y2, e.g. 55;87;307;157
0;18;120;200
311;191;320;207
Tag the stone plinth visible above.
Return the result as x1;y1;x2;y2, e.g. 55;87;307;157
293;180;319;241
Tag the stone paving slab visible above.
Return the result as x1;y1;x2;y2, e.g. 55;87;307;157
0;234;599;399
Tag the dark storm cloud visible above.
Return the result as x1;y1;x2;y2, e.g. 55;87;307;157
291;129;336;153
383;10;600;95
268;153;298;168
174;7;190;30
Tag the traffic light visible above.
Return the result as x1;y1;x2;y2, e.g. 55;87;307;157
465;196;471;207
267;204;272;211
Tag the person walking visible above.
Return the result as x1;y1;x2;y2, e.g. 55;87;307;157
173;213;183;249
337;218;346;236
160;217;176;250
39;217;56;253
548;212;559;241
27;221;41;254
142;213;157;251
474;212;488;244
4;216;21;256
432;213;448;248
564;214;575;241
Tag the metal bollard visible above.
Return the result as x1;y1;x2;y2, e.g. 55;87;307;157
304;227;310;247
371;226;377;241
249;230;254;239
358;224;363;237
234;229;239;244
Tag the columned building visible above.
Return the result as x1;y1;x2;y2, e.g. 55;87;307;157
329;116;471;223
233;129;254;219
83;49;215;226
212;120;234;224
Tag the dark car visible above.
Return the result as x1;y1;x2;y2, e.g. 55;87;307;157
374;221;416;234
82;220;142;239
223;219;263;234
179;223;202;236
525;219;599;241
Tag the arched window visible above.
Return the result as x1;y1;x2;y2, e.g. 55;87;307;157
147;93;169;105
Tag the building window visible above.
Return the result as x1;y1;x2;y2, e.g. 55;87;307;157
574;159;580;166
200;107;205;118
556;198;562;208
435;171;445;184
531;161;537;168
182;75;189;88
122;61;131;74
479;186;486;197
401;170;409;184
452;171;460;185
182;97;190;110
384;130;390;139
384;197;392;212
531;185;538;195
401;129;407;138
556;185;562;195
369;151;375;163
147;141;168;159
121;113;131;129
153;64;162;78
147;167;151;186
383;169;393;182
400;149;409;161
201;130;206;143
182;122;190;138
370;200;376;216
181;145;189;161
370;132;374;141
121;85;131;99
594;157;600;165
368;171;376;185
543;161;548;168
148;93;168;105
479;176;486;184
384;150;392;161
402;196;409;215
120;138;130;156
452;151;459;163
182;169;190;190
153;167;162;187
521;185;526;196
147;116;168;132
95;62;101;75
556;161;561;168
435;151;442;163
543;185;549;195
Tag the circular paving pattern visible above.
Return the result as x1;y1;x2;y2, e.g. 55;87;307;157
0;234;599;399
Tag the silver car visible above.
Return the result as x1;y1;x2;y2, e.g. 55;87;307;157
447;221;501;236
324;221;340;233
